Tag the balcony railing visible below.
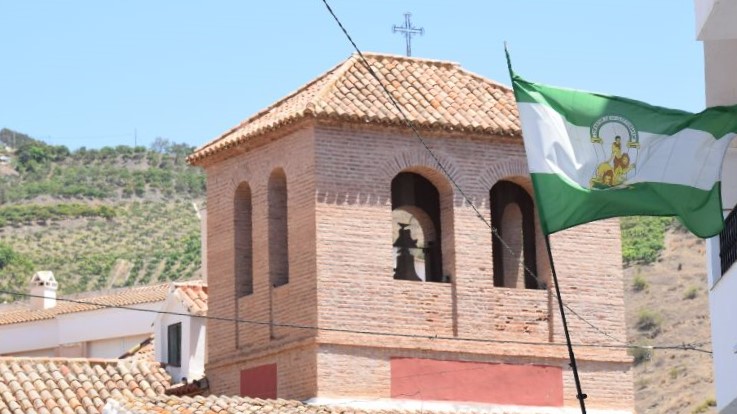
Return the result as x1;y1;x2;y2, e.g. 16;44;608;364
719;205;737;276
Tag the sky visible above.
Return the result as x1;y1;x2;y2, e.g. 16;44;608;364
0;1;704;150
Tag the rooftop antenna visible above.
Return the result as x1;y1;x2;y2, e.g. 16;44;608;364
393;12;424;57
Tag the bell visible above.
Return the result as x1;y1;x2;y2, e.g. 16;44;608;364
393;223;421;281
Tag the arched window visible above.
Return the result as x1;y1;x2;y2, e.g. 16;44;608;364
268;169;289;287
391;172;445;282
490;180;540;289
234;182;253;297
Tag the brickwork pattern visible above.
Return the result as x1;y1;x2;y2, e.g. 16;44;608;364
204;126;318;383
203;119;632;411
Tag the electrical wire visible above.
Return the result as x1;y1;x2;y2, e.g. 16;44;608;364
319;0;628;345
0;289;712;354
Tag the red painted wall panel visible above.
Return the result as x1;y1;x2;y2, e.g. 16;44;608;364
391;358;563;406
240;363;277;399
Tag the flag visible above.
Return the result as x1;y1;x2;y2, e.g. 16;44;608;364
511;74;737;238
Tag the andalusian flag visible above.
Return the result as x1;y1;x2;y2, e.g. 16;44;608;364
511;75;737;238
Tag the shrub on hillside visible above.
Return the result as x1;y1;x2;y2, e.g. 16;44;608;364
0;204;117;226
683;286;699;300
632;273;648;292
621;216;674;264
628;343;653;365
636;308;662;337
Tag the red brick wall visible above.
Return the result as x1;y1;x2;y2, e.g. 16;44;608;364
203;120;633;411
203;124;319;399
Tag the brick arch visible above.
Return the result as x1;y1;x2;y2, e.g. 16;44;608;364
478;158;530;192
384;150;458;283
224;162;254;196
380;149;461;197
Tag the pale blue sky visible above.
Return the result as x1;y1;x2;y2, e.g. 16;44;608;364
1;1;703;150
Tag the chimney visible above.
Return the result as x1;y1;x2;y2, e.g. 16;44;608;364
29;271;58;310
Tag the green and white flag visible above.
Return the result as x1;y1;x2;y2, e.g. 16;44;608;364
511;74;737;238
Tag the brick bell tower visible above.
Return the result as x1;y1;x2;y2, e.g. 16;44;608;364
188;53;634;413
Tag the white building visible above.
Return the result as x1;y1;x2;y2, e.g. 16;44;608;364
0;272;168;358
0;271;208;377
153;280;208;383
695;1;737;412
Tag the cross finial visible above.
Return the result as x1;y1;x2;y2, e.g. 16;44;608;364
392;12;424;57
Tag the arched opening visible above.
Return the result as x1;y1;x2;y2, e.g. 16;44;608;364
490;180;540;289
268;169;289;287
234;182;253;297
391;172;445;282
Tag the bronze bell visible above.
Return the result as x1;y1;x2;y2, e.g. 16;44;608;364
393;223;421;281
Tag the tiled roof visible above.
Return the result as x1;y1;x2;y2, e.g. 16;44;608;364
119;336;155;362
164;377;209;397
0;357;171;414
106;395;410;414
0;284;169;326
188;52;521;164
172;281;207;316
105;395;579;414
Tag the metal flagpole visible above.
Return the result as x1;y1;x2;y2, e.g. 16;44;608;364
545;234;588;413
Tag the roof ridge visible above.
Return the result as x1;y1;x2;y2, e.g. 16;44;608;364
454;65;513;92
359;51;460;68
194;57;354;155
58;282;169;301
0;356;130;364
188;53;521;164
306;53;361;114
172;279;206;287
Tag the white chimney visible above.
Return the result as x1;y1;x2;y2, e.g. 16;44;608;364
29;271;58;310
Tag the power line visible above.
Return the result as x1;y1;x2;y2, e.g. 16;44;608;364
318;0;623;346
0;290;712;354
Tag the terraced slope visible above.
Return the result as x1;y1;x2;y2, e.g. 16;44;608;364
0;129;203;303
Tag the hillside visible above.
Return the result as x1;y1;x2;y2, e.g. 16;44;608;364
0;128;204;303
0;128;721;412
623;223;716;414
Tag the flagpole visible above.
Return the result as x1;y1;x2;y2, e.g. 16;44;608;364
545;234;588;413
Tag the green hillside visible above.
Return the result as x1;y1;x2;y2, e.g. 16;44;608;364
0;127;677;303
0;128;204;303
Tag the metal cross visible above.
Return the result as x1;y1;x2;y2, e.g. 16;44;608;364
393;12;424;57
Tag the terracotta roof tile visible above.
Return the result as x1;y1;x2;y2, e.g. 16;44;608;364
119;336;155;363
188;53;520;165
0;284;169;326
172;281;208;316
0;358;171;414
105;394;577;414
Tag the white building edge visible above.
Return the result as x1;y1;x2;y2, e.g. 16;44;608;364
0;271;208;386
696;0;737;412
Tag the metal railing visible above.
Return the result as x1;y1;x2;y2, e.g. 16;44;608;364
719;205;737;276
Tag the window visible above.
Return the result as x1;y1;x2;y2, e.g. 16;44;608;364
719;205;737;278
235;182;253;297
490;180;540;289
167;323;182;367
268;169;289;287
391;172;445;282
